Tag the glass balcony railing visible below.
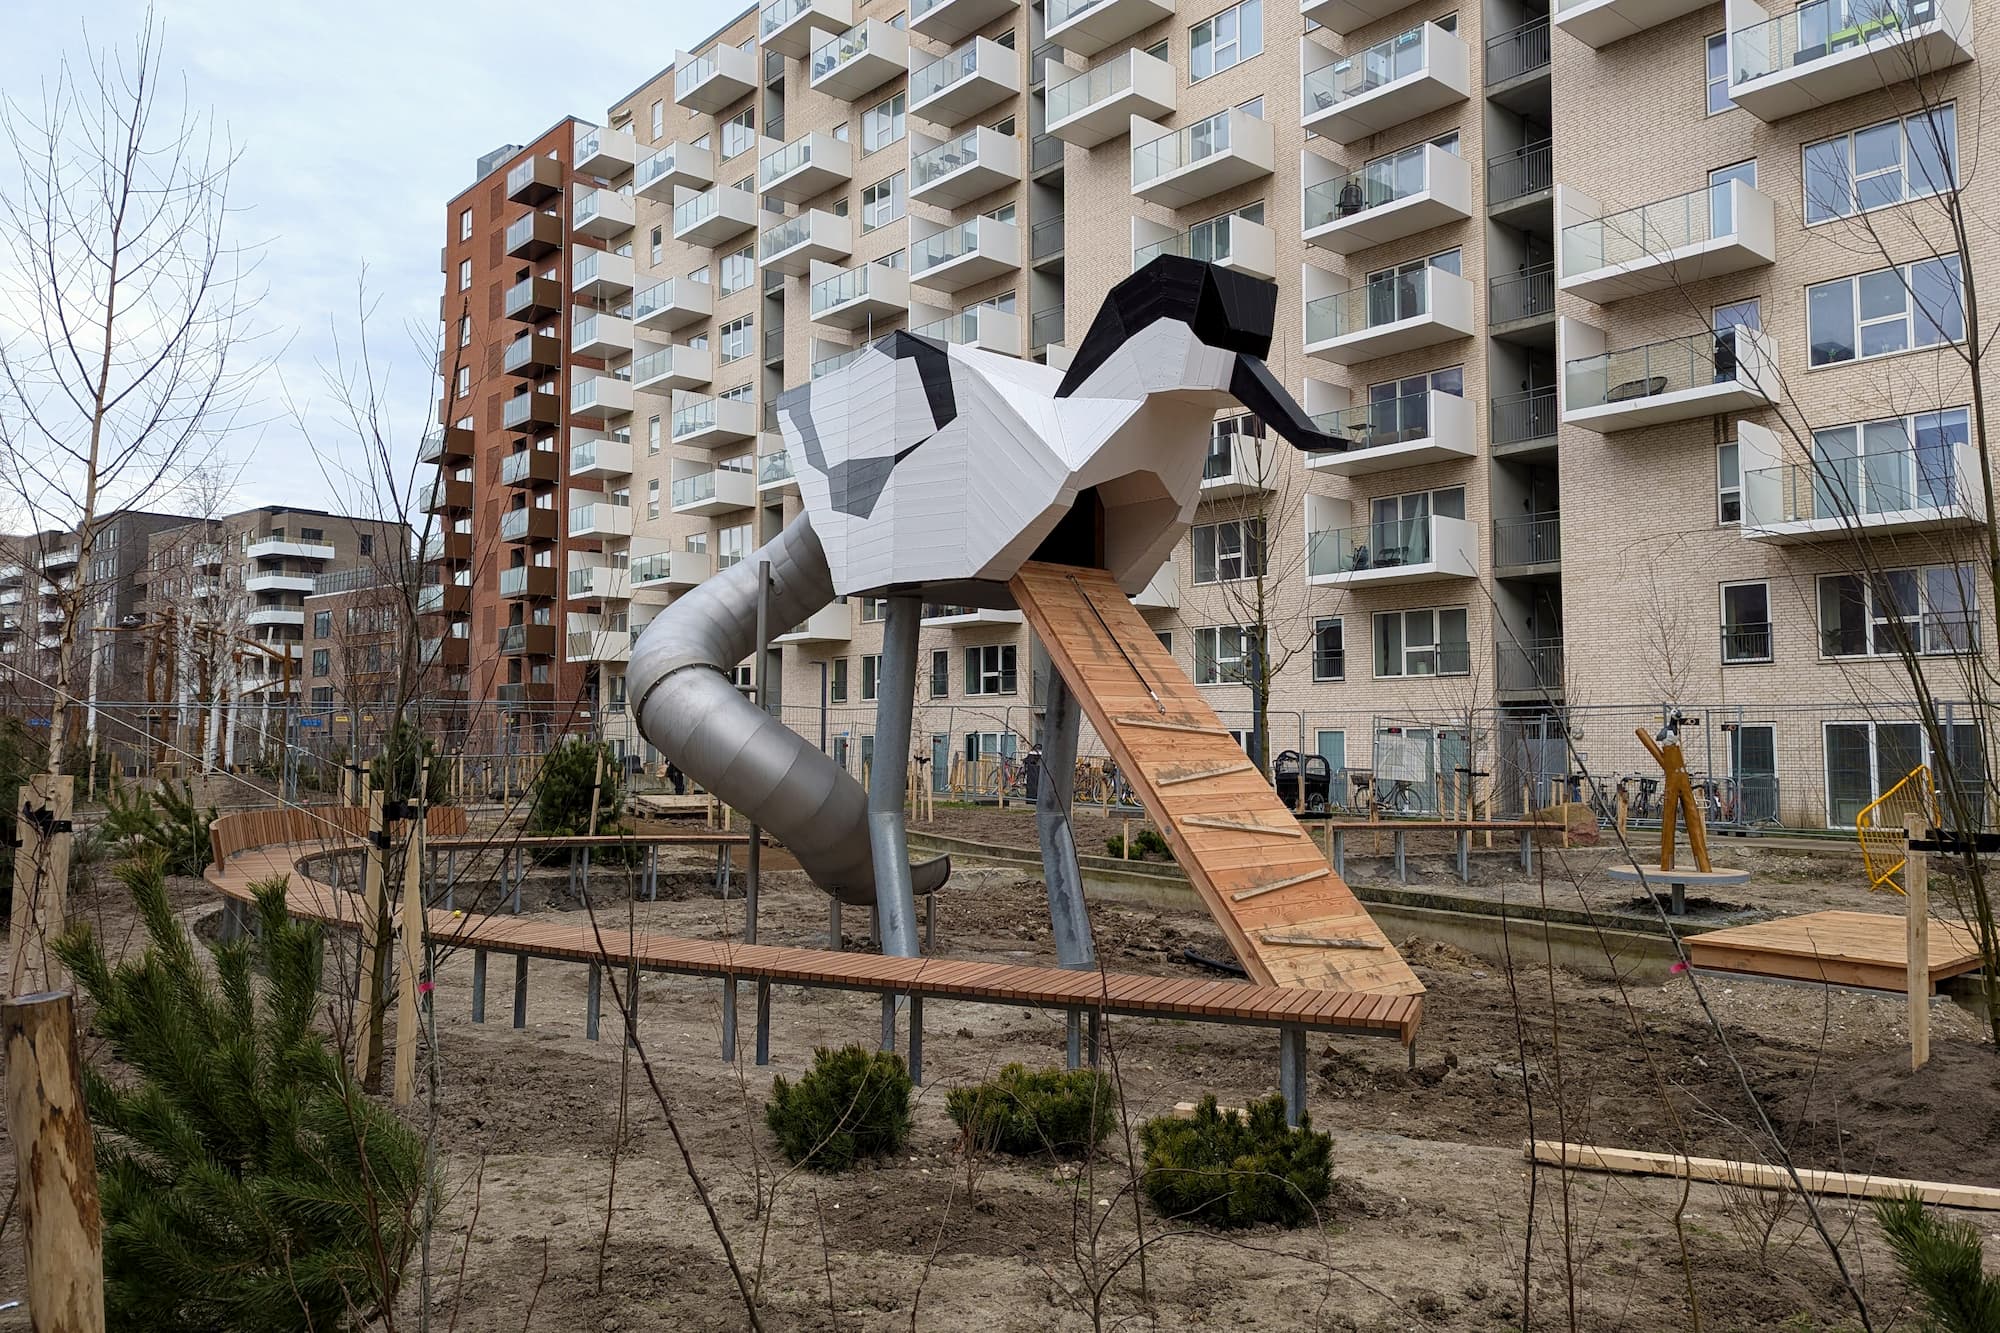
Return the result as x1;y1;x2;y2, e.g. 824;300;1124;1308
1134;216;1245;266
1305;157;1433;231
913;311;983;344
1310;391;1442;453
1733;0;1934;85
1562;181;1744;275
911;40;983;105
673;397;733;437
810;265;885;315
1306;267;1439;343
632;345;693;384
635;147;683;192
1031;214;1064;260
812;346;863;378
1048;0;1113;25
498;566;546;598
1048;56;1135;125
671;472;719;508
631;551;676;585
674;188;732;235
912;219;990;272
761;450;796;485
497;508;543;542
759;213;818;262
759;136;821;188
1304;23;1431;113
1746;442;1970;525
1131;108;1247;189
811;23;885;83
1030;305;1064;349
1564;329;1753;411
762;0;815;35
1308;516;1448;577
573;188;620;230
676;52;722;97
632;280;690;322
912;128;985;191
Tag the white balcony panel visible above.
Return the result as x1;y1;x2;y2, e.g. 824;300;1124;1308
571;250;634;300
572;312;635;358
810;262;910;330
575;124;640;177
674;44;758;114
910;0;1019;43
571;371;634;419
761;0;851;58
1133;560;1179;611
635;143;714;201
247;539;335;562
573;187;635;239
1302;143;1473;255
631;549;712;590
1198;435;1276;499
633;278;713;332
245;607;308;629
633;342;716;393
911;216;1020;291
569;502;634;540
809;18;908;99
245;573;316;594
1046;0;1173;57
758;131;853;204
569;436;634;480
1554;0;1714;47
1301;23;1471;146
1728;0;1973;122
1558;179;1777;303
758;208;854;276
1301;0;1425;35
911;304;1021;355
671;467;758;516
759;448;801;494
1130;108;1275;208
774;601;854;643
672;185;760;248
1742;436;1987;544
909;36;1021;125
921;606;1024;627
1133;215;1275;281
1306;390;1476;476
1303;267;1476;366
673;395;759;447
1046;48;1175;148
1562;324;1780;433
909;126;1021;208
1307;513;1479;587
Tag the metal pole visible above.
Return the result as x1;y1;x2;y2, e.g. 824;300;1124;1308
1036;672;1095;970
818;659;829;754
746;558;769;944
868;596;921;959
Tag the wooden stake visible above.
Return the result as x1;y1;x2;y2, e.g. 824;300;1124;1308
1121;818;1130;860
392;761;431;1106
1904;813;1930;1071
3;990;105;1332
352;785;390;1092
7;774;76;996
1529;1139;2000;1211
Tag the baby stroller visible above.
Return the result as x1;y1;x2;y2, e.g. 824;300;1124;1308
1273;751;1334;813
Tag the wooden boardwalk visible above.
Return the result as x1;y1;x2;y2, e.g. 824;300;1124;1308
1010;561;1422;997
1687;909;1984;993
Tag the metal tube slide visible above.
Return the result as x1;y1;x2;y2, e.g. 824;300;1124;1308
628;516;949;906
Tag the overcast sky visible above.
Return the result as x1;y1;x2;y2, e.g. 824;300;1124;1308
1;0;745;519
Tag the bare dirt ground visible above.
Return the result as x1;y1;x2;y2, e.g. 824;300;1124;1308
7;837;1994;1333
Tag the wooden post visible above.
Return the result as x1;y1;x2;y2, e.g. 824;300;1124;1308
1615;785;1629;840
3;990;105;1332
1904;814;1930;1070
7;774;76;996
352;786;390;1092
1121;818;1131;860
392;760;430;1106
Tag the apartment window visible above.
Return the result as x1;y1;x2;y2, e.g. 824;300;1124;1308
1312;617;1345;682
458;258;472;291
1191;519;1265;584
1803;106;1957;225
1194;625;1259;685
1810;408;1968;519
455;366;470;398
311;649;330;678
718;522;752;568
650;226;664;265
722;107;755;160
458;208;473;241
720;244;755;295
1807;257;1963;367
1704;33;1732;115
963;643;1017;695
720;383;754;402
313;611;331;638
862;653;882;702
646;479;661;520
864;92;906;153
647;415;661;455
650;99;665;140
930;648;949;698
1191;0;1262;82
359;535;372;556
719;314;754;364
831;656;849;703
1237;95;1264;119
861;173;906;232
861;597;885;623
1373;607;1470;677
1826;719;1984;828
1721;582;1772;663
311;687;334;708
1716;441;1742;523
458;317;471;348
1819;563;1978;658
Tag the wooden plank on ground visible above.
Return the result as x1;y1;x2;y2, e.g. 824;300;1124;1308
1529;1140;2000;1211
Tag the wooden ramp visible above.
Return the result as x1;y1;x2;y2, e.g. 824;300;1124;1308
1010;561;1423;998
1686;909;1984;993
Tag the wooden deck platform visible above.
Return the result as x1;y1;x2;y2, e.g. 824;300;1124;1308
1010;561;1422;998
1686;909;1984;993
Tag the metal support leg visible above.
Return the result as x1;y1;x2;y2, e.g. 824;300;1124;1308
510;849;523;915
1279;1026;1308;1128
581;847;592;900
722;981;737;1060
625;961;639;1048
1394;831;1408;883
1333;830;1345;880
1087;1010;1100;1068
868;596;922;960
755;981;771;1066
747;556;769;945
716;843;731;897
828;897;843;951
567;848;577;903
1037;671;1095;972
472;950;487;1024
646;845;658;901
512;955;528;1029
1066;1010;1082;1070
1457;831;1470;884
745;825;760;944
908;995;923;1086
879;992;896;1052
445;849;457;912
586;963;602;1041
924;893;936;952
1520;830;1532;873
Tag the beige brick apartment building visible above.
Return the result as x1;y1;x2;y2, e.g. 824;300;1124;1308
432;0;1989;829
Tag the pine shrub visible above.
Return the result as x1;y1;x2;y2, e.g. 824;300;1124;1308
1138;1094;1332;1229
1874;1191;2000;1332
1103;827;1172;859
766;1044;913;1171
946;1063;1115;1157
526;737;624;836
102;777;215;876
53;856;431;1331
369;719;450;806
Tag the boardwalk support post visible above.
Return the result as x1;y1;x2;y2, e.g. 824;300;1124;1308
586;963;602;1041
754;980;771;1066
472;950;487;1024
722;980;738;1060
908;994;923;1085
512;955;528;1029
1279;1026;1308;1127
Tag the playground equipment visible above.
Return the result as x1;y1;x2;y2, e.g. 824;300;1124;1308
1605;710;1750;915
1856;764;1937;895
628;256;1421;1011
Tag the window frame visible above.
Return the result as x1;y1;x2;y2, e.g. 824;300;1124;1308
830;656;849;704
1817;563;1980;659
1704;32;1732;116
1806;256;1965;369
1191;517;1266;585
1719;579;1772;664
963;643;1018;696
862;653;882;702
1191;0;1264;83
1193;624;1260;685
1312;616;1345;682
1372;607;1470;678
1802;105;1957;227
1717;440;1742;523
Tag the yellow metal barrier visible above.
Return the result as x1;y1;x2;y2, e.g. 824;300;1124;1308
1856;765;1936;895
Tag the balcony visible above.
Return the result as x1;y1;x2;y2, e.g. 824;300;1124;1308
635;142;714;202
1306;390;1476;477
1492;388;1559;453
504;210;563;259
1047;52;1174;150
1302;143;1473;255
759;448;800;495
1133;215;1275;282
631;548;712;590
1031;214;1064;269
573;187;635;240
498;624;558;657
572;249;634;300
569;436;634;480
910;0;1017;42
496;681;556;704
921;605;1024;627
674;44;758;115
1729;0;1972;123
633;278;713;333
671;466;758;516
245;571;317;594
632;342;714;393
572;311;634;359
761;0;851;57
673;185;759;249
502;331;563;376
505;155;563;205
575;123;639;177
912;304;1020;355
1302;0;1421;35
1742;438;1986;544
501;447;560;488
1562;325;1779;433
1130;108;1275;208
1133;559;1178;611
758;131;852;204
1305;510;1479;588
1490;265;1556;332
498;507;560;544
774;602;854;643
1558;179;1777;304
1497;640;1565;696
810;262;908;330
419;634;472;669
423;530;472;563
909;36;1020;125
569;501;634;540
245;606;308;630
909;125;1020;208
568;558;632;601
809;18;907;99
672;394;758;447
499;565;558;600
1301;22;1471;146
421;474;473;512
1555;0;1712;45
1304;266;1476;365
911;216;1020;290
246;538;336;562
566;616;633;665
758;208;853;276
1491;512;1562;574
1488;139;1553;219
417;583;471;617
1198;434;1275;499
1045;0;1173;57
571;371;633;419
503;276;562;322
420;426;474;464
1486;16;1552;89
1030;305;1065;351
